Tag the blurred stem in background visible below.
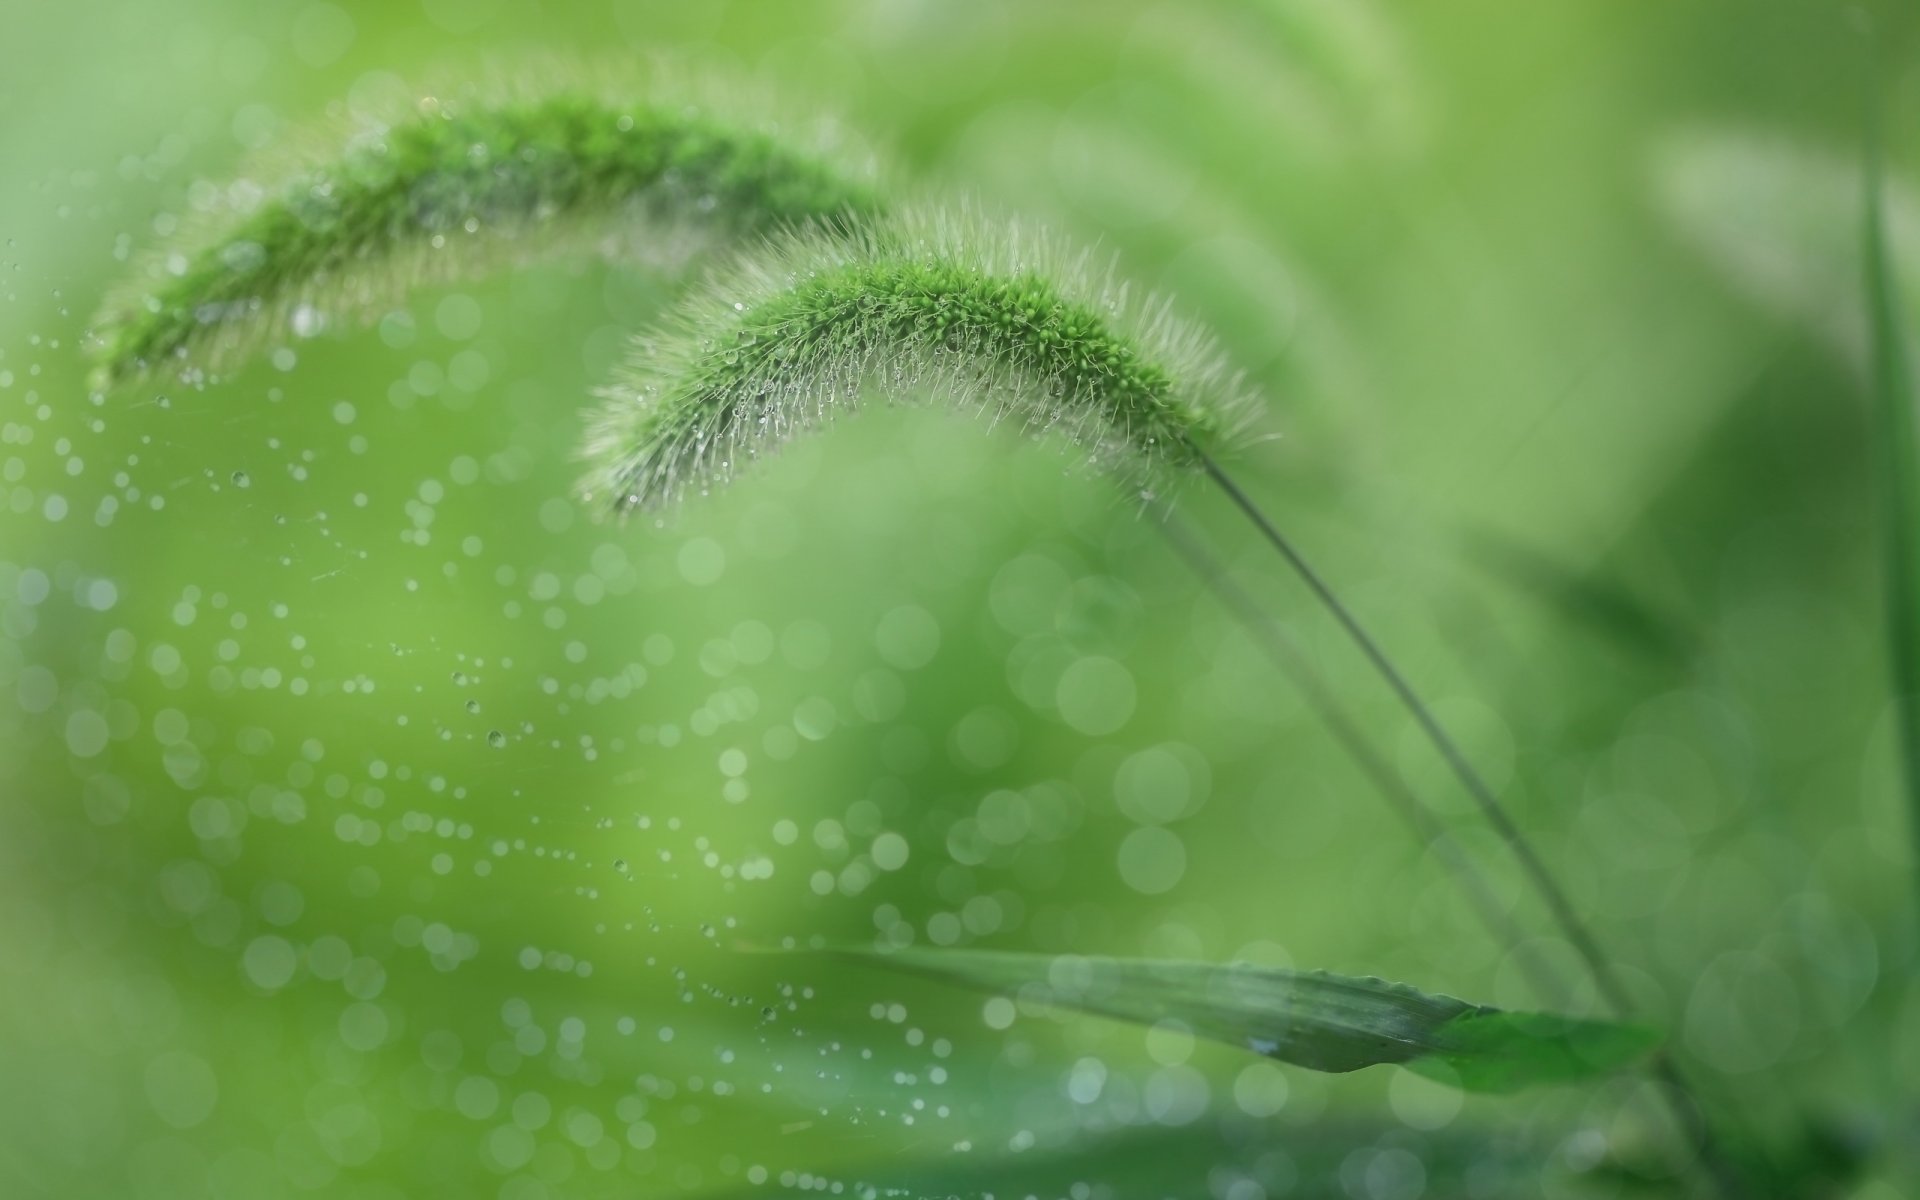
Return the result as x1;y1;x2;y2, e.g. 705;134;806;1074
1860;12;1920;938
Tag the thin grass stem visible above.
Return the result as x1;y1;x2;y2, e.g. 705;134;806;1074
1193;449;1743;1196
1197;453;1629;1004
1153;507;1571;1007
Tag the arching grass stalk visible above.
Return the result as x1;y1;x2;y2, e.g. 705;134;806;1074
90;71;1578;1017
96;79;1734;1187
90;69;880;386
585;208;1577;960
591;208;1739;1193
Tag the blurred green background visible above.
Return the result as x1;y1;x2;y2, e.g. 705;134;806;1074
3;1;1918;1196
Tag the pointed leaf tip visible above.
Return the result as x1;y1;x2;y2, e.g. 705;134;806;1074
836;946;1658;1093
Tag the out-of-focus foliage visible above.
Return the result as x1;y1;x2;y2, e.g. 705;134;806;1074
2;1;1917;1197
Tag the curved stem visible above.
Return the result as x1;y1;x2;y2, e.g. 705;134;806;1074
1197;453;1627;1005
1194;450;1743;1196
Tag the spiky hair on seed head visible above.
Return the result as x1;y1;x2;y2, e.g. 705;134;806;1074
581;204;1257;514
90;57;884;388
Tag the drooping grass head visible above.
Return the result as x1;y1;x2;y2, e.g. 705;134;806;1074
583;206;1253;513
92;63;882;386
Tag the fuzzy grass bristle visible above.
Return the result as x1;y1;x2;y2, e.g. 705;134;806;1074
91;62;882;387
583;205;1256;514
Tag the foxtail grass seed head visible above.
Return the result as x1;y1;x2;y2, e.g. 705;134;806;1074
583;205;1256;514
91;65;881;387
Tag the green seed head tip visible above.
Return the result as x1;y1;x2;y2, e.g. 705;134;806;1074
90;62;882;386
583;205;1256;514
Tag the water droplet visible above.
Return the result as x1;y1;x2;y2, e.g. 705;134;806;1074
290;304;324;338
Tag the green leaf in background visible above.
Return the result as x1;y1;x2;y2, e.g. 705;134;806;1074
837;947;1659;1092
1463;527;1694;665
1652;124;1920;380
1658;92;1920;924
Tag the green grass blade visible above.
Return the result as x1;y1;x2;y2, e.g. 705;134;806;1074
1863;69;1920;922
839;947;1658;1093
